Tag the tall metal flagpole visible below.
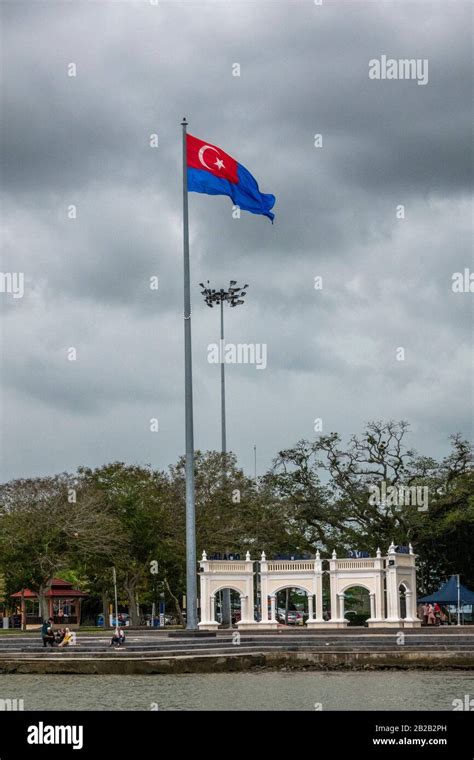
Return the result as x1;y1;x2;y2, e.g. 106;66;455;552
181;117;198;630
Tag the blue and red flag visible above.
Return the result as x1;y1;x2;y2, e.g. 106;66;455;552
186;134;276;222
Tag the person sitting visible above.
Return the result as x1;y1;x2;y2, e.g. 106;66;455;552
422;603;430;625
41;618;55;648
55;628;66;645
427;603;436;625
110;628;121;647
110;627;126;648
439;607;448;625
58;628;74;647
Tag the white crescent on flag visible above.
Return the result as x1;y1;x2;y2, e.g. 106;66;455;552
198;145;225;171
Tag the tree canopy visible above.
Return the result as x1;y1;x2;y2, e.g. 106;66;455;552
0;421;472;621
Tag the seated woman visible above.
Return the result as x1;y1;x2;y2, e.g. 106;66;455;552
58;628;74;647
110;627;126;647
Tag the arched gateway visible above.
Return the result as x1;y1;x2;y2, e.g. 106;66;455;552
198;543;421;630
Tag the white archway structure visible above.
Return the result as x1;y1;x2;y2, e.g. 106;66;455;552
198;544;421;629
259;551;324;629
328;549;385;628
384;542;419;626
198;551;255;630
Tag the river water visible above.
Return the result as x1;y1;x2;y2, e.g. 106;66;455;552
1;672;472;710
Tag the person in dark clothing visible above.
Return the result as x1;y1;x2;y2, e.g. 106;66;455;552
41;618;55;648
109;627;126;648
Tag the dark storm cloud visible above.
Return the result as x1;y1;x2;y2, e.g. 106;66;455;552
0;0;472;479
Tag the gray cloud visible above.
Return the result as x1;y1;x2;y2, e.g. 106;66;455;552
0;0;472;480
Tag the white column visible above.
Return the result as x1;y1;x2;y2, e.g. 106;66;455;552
260;552;268;623
199;575;208;623
270;595;276;622
307;594;314;622
314;553;324;622
338;593;345;620
210;594;216;622
374;548;385;621
315;586;323;620
386;568;400;621
329;554;338;621
240;594;247;623
260;594;269;623
385;543;400;622
315;573;324;621
369;592;375;620
405;590;412;620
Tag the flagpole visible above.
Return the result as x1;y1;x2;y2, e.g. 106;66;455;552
181;117;198;630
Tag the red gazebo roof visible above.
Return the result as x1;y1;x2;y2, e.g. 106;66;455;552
10;578;88;599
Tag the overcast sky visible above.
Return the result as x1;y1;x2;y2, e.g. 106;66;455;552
1;0;472;482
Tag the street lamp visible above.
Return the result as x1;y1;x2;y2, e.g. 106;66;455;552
199;280;248;627
199;280;248;456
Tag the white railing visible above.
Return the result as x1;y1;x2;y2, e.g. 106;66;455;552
336;559;376;569
266;561;316;572
208;562;248;573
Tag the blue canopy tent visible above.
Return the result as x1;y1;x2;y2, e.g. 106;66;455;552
419;575;474;624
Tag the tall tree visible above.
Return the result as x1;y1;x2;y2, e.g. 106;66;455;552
0;474;124;621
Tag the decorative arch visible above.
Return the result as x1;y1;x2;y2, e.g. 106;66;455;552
271;583;313;597
339;582;372;596
198;553;255;630
212;585;247;597
260;555;324;628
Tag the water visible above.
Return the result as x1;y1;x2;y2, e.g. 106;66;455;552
1;672;472;711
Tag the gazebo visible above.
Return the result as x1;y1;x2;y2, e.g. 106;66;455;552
10;578;88;628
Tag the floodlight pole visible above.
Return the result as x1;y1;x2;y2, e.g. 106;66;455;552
220;298;227;455
199;280;248;628
219;297;230;627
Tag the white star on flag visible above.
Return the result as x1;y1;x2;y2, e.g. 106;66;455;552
214;158;225;170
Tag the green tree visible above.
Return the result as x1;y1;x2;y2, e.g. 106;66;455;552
0;474;123;623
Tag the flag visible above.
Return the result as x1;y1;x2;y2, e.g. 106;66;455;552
186;133;276;222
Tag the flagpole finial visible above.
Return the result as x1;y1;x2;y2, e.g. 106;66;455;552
181;117;188;126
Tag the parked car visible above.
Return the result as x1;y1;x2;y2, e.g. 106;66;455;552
277;611;304;625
